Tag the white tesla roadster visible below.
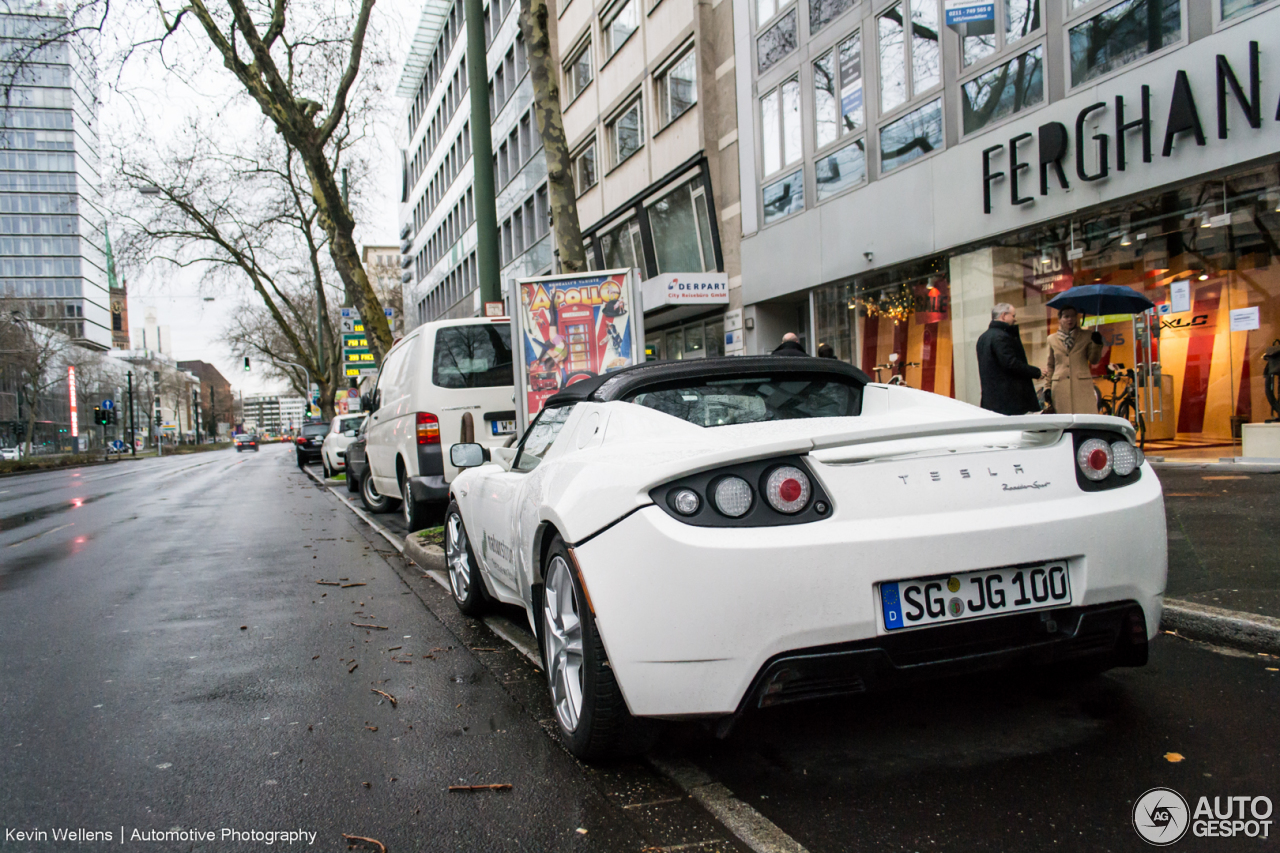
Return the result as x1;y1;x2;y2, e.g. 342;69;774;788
445;356;1166;760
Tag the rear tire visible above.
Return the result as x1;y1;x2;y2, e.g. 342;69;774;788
445;502;490;615
296;453;305;469
401;472;428;533
541;536;659;761
360;470;397;513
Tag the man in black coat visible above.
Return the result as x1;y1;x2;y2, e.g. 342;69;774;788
976;304;1042;415
772;332;808;356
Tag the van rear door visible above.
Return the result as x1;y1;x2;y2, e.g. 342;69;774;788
428;320;516;483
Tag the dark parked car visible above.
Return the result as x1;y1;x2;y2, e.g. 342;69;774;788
235;433;259;452
344;421;368;496
294;423;329;467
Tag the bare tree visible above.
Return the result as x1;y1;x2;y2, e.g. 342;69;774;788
0;313;78;456
520;0;587;272
145;0;396;360
113;129;343;421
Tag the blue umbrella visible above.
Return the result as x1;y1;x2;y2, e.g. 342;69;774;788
1045;285;1155;316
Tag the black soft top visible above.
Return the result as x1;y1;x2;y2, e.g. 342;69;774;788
543;355;871;408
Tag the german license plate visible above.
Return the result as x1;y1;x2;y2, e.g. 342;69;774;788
879;562;1071;631
491;419;516;435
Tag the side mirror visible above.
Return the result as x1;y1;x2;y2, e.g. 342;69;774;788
343;429;358;438
450;443;489;469
359;393;371;413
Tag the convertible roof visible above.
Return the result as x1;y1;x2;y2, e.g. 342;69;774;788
543;355;872;407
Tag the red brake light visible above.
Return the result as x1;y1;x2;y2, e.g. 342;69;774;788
1087;448;1109;470
295;437;305;445
764;466;811;513
416;412;440;445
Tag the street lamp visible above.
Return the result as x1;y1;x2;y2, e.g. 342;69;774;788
269;357;314;424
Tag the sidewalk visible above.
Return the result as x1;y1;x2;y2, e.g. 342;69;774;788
1156;465;1280;652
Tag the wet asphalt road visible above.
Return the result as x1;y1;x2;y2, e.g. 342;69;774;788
1;449;1277;853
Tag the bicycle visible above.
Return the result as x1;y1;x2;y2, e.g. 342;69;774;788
872;358;920;386
1097;363;1146;444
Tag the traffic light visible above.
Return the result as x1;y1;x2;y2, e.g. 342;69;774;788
110;409;119;426
155;412;162;428
93;406;108;426
243;357;251;371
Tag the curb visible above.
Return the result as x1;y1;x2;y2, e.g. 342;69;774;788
403;534;445;572
1151;460;1280;473
1160;599;1280;654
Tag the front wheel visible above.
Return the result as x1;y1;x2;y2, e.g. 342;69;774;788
445;502;490;615
346;469;360;493
360;470;397;513
322;457;332;479
541;537;658;761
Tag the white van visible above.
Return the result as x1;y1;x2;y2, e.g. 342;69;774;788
358;316;516;530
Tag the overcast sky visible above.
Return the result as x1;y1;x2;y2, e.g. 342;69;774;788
102;0;417;395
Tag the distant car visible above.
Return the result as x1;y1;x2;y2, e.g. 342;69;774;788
294;423;329;467
0;446;20;461
444;356;1165;761
321;414;366;479
235;433;259;452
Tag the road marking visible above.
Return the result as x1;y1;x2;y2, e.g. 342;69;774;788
320;473;802;853
6;523;73;547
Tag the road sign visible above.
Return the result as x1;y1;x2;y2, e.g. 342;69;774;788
342;333;368;348
102;399;114;411
343;348;376;365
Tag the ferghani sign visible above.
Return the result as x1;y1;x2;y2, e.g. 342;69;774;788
982;41;1268;214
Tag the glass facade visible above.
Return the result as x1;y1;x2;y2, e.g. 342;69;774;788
0;5;104;347
813;162;1280;455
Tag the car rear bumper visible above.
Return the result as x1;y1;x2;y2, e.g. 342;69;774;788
572;466;1166;718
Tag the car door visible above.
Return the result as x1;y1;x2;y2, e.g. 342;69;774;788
464;405;578;598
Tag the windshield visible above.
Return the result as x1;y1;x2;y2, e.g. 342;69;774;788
302;424;328;437
627;376;861;426
433;323;513;389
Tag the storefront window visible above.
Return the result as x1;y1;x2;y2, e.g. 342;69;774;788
1068;0;1181;87
652;317;728;360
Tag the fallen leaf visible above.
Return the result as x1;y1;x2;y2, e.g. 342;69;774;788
365;726;378;732
311;655;320;660
362;782;371;789
1266;667;1278;672
341;834;386;853
371;689;397;707
348;663;358;674
240;626;248;630
576;828;588;835
1165;752;1185;763
342;583;367;588
448;783;512;792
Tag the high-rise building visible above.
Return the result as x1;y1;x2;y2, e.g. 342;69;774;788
0;1;106;349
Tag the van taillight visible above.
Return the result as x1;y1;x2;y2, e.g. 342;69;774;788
416;412;440;445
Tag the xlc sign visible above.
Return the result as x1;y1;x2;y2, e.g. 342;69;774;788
982;41;1268;213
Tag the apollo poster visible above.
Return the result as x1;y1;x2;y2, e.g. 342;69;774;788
512;268;644;432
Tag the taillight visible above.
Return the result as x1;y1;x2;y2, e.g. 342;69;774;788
295;437;306;445
416;412;440;445
712;476;753;517
1076;438;1113;480
764;465;811;513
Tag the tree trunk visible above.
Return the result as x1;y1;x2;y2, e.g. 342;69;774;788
521;0;587;273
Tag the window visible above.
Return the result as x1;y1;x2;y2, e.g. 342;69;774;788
433;323;514;389
815;139;866;199
961;0;1040;67
757;8;798;73
656;47;697;128
515;404;576;471
647;178;717;273
1068;0;1180;87
519;113;532;162
565;40;592;101
513;207;525;255
603;0;638;57
627;376;862;426
572;141;597;193
879;97;942;172
813;31;863;150
760;77;801;176
1222;0;1271;19
535;186;549;238
877;0;940;114
498;142;510;185
762;169;804;224
757;0;786;22
810;0;853;32
961;45;1043;134
608;96;644;167
599;216;645;272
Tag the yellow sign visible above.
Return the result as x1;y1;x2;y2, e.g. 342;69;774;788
1082;314;1134;327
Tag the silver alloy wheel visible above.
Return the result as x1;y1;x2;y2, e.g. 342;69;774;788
543;556;584;733
445;512;471;602
362;471;386;508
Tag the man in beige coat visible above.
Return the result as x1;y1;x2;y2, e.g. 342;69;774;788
1045;307;1105;414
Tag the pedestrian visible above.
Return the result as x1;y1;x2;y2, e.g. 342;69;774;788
1044;306;1105;414
817;342;836;358
976;303;1042;415
772;332;808;356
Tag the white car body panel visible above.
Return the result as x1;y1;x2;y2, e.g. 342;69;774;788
450;382;1167;719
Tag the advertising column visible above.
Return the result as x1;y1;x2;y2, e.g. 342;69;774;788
511;269;644;433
